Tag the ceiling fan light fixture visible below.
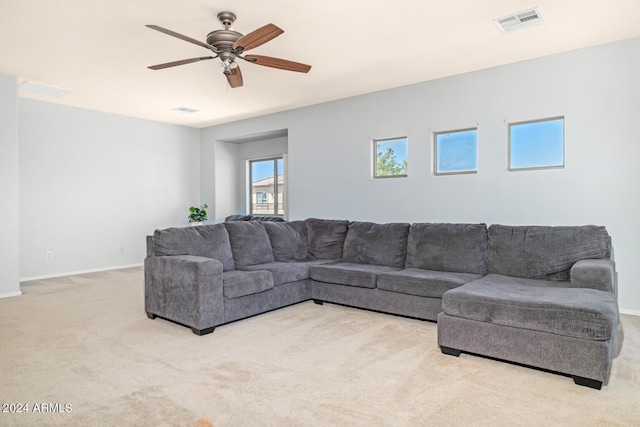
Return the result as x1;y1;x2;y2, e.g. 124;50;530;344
146;11;311;88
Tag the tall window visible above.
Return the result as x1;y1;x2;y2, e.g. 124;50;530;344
373;137;408;178
434;128;478;175
250;157;284;216
509;117;564;170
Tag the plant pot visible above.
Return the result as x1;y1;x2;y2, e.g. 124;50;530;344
189;221;203;226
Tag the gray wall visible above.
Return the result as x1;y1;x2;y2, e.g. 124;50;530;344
200;37;640;314
18;99;201;279
0;73;20;297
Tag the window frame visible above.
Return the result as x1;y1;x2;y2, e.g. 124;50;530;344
508;116;565;171
249;156;284;217
433;127;478;176
372;136;408;179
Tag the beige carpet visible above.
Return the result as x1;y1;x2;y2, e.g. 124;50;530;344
1;267;639;427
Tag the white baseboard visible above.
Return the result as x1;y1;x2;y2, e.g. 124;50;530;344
0;291;23;299
620;308;640;317
20;263;143;283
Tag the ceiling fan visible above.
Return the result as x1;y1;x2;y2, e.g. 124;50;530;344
146;11;311;88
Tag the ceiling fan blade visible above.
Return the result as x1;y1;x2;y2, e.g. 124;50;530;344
148;56;215;70
245;55;311;73
146;25;217;52
233;23;284;52
226;67;243;88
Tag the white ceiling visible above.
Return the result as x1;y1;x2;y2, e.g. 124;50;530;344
2;0;640;128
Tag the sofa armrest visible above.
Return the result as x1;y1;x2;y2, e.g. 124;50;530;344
570;259;616;293
144;255;224;331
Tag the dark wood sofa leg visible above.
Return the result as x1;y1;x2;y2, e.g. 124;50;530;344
191;326;216;336
146;312;157;319
573;376;602;390
440;346;462;357
313;299;324;305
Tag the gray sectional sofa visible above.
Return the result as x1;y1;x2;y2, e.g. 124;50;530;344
144;218;619;389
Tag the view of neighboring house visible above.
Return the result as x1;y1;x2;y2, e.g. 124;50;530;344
251;174;284;216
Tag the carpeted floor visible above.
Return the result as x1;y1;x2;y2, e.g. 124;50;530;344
1;266;639;426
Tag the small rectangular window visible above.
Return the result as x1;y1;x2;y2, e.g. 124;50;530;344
373;137;408;178
249;157;284;216
509;117;564;170
434;128;478;175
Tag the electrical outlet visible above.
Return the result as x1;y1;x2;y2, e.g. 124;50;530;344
46;251;53;260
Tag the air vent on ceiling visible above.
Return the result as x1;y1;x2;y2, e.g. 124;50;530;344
494;7;544;33
171;107;200;115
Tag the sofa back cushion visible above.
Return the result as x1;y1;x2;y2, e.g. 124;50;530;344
406;223;488;275
264;221;309;261
225;221;275;267
342;221;410;268
487;224;611;281
152;224;235;271
305;218;349;260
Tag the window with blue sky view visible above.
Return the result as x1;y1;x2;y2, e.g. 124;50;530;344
509;117;564;170
250;157;284;215
435;128;478;175
374;137;408;178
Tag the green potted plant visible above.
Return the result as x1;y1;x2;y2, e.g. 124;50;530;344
188;203;208;225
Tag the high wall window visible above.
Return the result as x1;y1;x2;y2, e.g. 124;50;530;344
250;157;284;216
509;117;564;170
434;128;478;175
373;137;408;178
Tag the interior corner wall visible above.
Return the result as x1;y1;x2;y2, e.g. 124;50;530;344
0;73;20;297
200;37;640;313
18;99;201;279
200;129;289;223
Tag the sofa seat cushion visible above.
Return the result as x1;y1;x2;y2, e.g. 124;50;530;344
223;270;274;299
310;262;400;289
241;260;336;286
377;268;482;298
442;274;619;340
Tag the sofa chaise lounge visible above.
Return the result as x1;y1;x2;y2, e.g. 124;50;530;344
144;218;618;389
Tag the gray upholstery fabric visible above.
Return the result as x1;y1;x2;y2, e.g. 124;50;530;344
437;312;614;382
487;225;611;281
342;221;410;268
310;262;400;288
222;270;274;299
144;255;224;330
241;259;335;286
406;223;487;275
224;279;311;324
225;215;285;222
225;221;275;267
377;268;481;298
442;274;619;340
264;221;309;261
311;280;444;321
152;224;235;272
305;218;349;259
571;259;616;293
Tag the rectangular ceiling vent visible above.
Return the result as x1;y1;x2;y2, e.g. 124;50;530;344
494;7;544;33
171;106;200;115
